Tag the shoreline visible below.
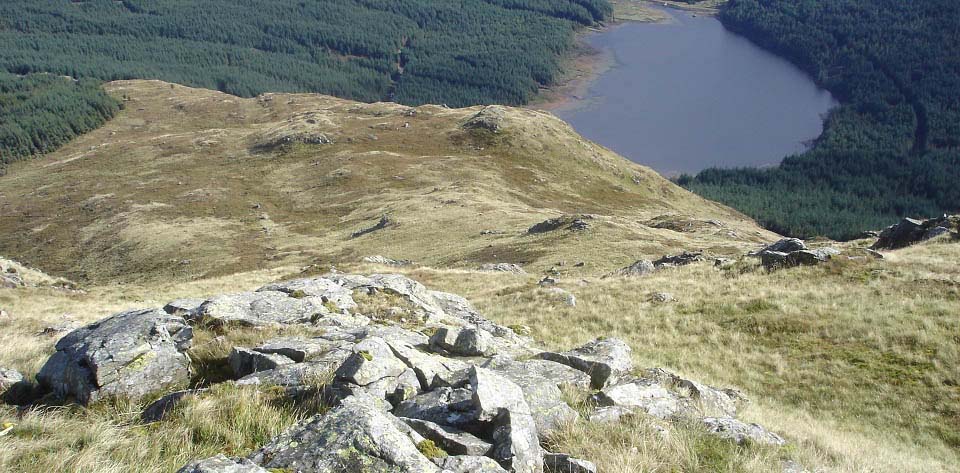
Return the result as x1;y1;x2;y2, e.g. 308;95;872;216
529;1;720;113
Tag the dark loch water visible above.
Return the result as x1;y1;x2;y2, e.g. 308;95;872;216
555;8;837;176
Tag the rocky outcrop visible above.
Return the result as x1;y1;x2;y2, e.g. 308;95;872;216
653;251;704;268
363;255;413;266
25;272;785;471
36;309;193;404
251;394;442;472
753;238;840;270
527;215;592;234
538;338;633;389
872;215;959;250
351;214;397;238
612;260;656;277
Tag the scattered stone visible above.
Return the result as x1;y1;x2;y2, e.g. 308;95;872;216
648;292;675;303
528;215;593;234
430;328;496;357
176;454;269;473
0;368;23;395
612;260;655;277
701;417;786;446
228;347;295;378
714;258;735;268
352;214;397;238
250;394;441;472
754;238;807;255
478;263;526;274
653;251;704;268
544;287;577;307
761;247;839;270
363;255;413;266
538;276;559;286
36;309;193;404
538;337;633;389
142;389;207;423
544;453;597;473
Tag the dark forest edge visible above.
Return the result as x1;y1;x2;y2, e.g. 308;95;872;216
0;0;612;166
678;0;960;240
0;72;120;171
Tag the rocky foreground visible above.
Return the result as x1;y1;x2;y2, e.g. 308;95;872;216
3;272;786;473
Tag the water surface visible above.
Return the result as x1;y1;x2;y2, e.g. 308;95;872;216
555;8;836;176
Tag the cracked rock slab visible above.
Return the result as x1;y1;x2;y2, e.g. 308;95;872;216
538;337;633;389
193;291;332;327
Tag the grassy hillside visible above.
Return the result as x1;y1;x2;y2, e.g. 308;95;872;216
0;80;773;284
1;81;957;472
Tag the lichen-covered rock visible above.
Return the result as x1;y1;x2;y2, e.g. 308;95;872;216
236;348;352;388
177;454;268;473
434;455;508;472
387;338;469;390
544;453;597;473
258;278;357;310
193;291;333;326
250;394;441;472
253;337;346;362
394;387;478;429
480;357;584;434
702;417;786;446
36;308;193;404
402;418;493;456
646;368;742;417
470;367;543;473
755;238;807;255
591;378;688;420
538;338;633;389
430;328;496;357
228;347;295;378
335;337;408;386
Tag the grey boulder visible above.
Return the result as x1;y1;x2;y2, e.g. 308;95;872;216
228;347;295;378
250;394;441;472
470;367;543;473
402;418;493;456
538;337;633;389
430;327;496;357
0;368;23;394
36;308;193;404
177;454;268;473
193;291;332;326
435;456;508;472
702;417;786;446
544;453;597;473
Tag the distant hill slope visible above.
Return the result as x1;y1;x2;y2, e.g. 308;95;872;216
0;0;610;107
0;80;774;283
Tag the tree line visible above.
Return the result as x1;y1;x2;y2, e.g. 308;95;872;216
0;0;611;165
679;0;960;240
